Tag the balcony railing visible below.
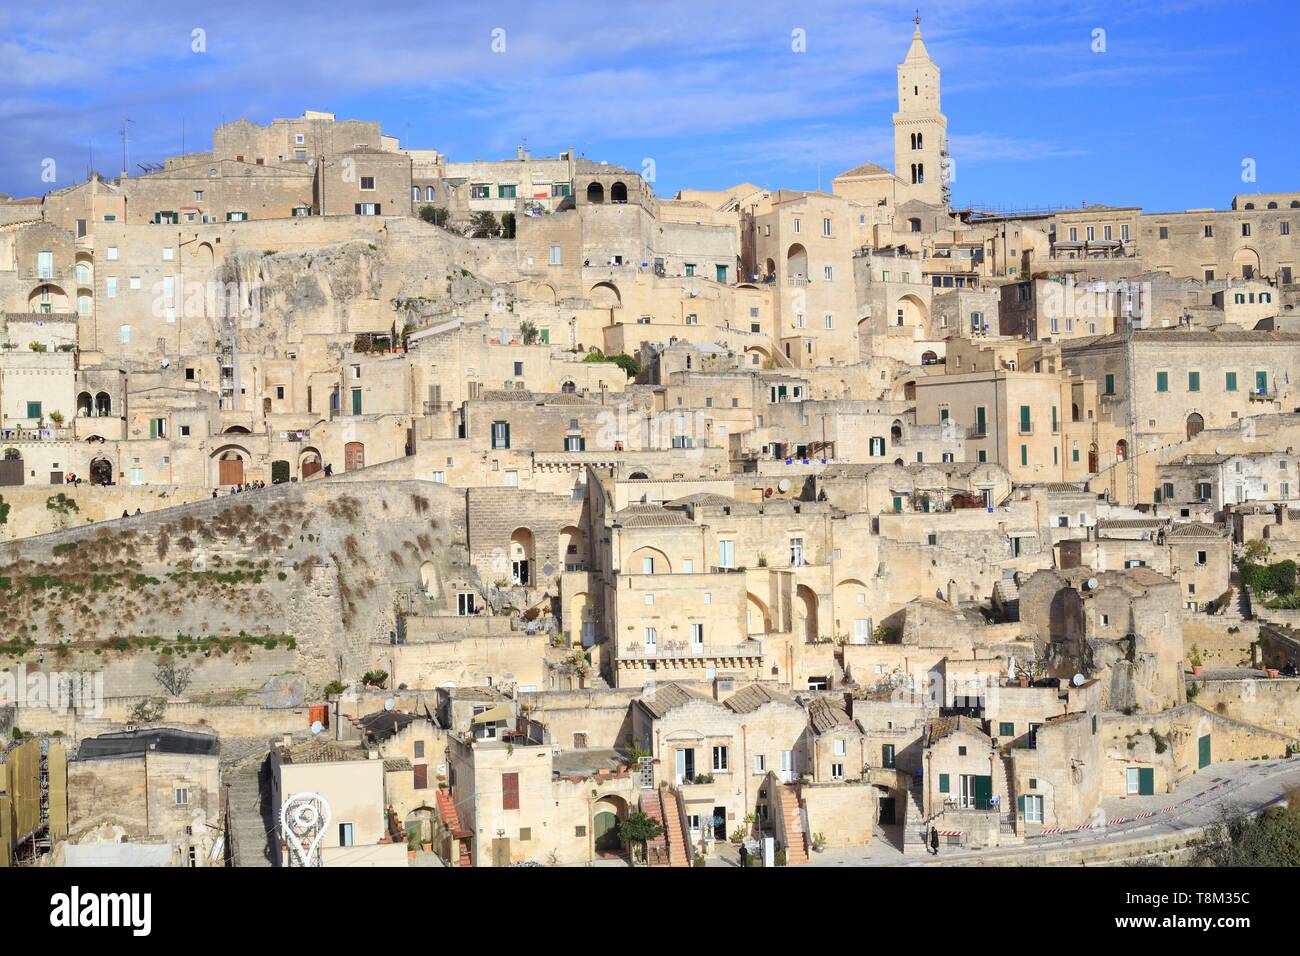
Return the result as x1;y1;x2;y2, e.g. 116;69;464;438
620;641;762;660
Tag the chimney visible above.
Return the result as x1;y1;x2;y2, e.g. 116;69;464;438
517;145;525;161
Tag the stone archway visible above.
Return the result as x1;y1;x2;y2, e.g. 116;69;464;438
796;584;819;643
1186;412;1205;440
510;527;535;586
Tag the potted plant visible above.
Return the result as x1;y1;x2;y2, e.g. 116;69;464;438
811;832;827;853
1190;645;1203;676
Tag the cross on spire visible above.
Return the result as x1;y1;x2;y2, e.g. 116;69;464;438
914;10;921;28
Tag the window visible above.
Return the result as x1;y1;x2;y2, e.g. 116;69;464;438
754;754;766;773
1226;371;1237;391
717;539;735;569
712;746;728;771
881;744;895;768
120;325;131;343
502;772;519;810
105;276;117;298
173;787;189;806
360;176;375;191
106;246;118;261
999;722;1014;737
457;592;477;615
163;247;174;261
491;421;510;449
1204;225;1213;238
789;537;805;567
1242;222;1251;237
350;388;362;415
831;763;845;780
1156;371;1169;392
130;276;141;289
1019;405;1031;433
338;823;354;846
355;202;380;215
644;627;657;650
1188;371;1200;392
822;217;832;237
1022;794;1044;823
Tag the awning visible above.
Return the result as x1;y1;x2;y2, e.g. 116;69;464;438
472;703;513;724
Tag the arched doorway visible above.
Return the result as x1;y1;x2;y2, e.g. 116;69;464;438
94;392;112;417
420;560;439;596
510;528;535;586
217;449;246;486
592;795;628;857
796;584;819;643
746;593;773;635
77;392;92;417
224;425;251;435
270;459;290;483
589;282;621;309
920;350;938;366
1232;247;1260;280
404;806;436;845
786;243;808;280
586;182;604;204
0;448;24;487
895;293;928;329
89;456;114;486
300;447;322;479
344;441;365;471
1186;413;1205;440
1115;439;1128;463
1088;442;1099;472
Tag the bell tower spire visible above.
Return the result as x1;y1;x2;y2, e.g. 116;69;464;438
893;15;948;207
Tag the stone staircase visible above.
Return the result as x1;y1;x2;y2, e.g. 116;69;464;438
656;787;690;867
223;756;275;867
903;772;928;854
435;790;472;867
773;782;809;864
638;792;673;866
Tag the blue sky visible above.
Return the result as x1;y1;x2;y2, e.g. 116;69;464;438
1;0;1295;212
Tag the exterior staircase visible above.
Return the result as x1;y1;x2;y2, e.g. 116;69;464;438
435;790;472;867
656;787;690;867
638;792;672;866
223;756;275;867
902;771;928;854
773;783;809;864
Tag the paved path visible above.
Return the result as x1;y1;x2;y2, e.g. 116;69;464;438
810;755;1300;866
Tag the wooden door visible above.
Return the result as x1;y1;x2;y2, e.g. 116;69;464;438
344;442;364;471
218;458;244;485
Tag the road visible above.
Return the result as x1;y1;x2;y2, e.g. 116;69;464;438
810;755;1300;866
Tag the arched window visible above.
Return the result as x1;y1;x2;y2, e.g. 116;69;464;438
610;181;628;203
425;186;435;201
909;217;922;232
586;182;604;204
94;392;112;416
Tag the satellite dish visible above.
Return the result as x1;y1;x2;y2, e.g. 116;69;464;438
1072;673;1086;687
384;697;396;711
1214;447;1223;455
777;478;792;493
1086;577;1099;591
310;720;323;736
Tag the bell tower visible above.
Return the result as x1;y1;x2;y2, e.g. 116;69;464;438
893;15;948;207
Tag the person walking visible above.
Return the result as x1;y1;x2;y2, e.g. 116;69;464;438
739;843;749;868
929;826;940;855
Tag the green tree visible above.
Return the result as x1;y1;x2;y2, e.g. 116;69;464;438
1194;790;1300;866
469;211;500;238
619;811;664;866
501;211;516;239
0;495;9;526
519;320;539;345
418;205;449;227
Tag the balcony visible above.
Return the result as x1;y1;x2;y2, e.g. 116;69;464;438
620;641;762;661
1249;389;1277;402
